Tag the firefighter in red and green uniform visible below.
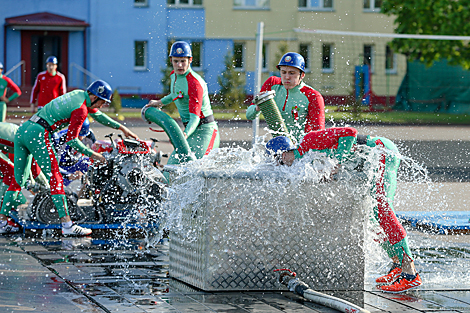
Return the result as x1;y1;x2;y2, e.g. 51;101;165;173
246;52;325;143
0;122;50;234
146;41;219;164
0;80;139;236
0;62;22;122
30;56;67;112
268;127;422;293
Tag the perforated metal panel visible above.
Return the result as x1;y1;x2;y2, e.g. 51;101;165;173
168;168;370;291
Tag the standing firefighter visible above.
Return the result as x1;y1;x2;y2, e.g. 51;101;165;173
145;41;219;164
246;52;325;143
0;80;139;236
0;62;22;122
269;128;422;293
31;56;67;112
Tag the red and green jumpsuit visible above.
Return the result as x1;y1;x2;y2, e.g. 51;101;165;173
246;76;325;143
160;68;219;164
294;127;414;266
0;90;122;219
0;122;46;212
31;70;67;109
0;74;22;122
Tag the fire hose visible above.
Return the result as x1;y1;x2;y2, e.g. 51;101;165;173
141;106;196;163
274;269;370;313
253;90;293;141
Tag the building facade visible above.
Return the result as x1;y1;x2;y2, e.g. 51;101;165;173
1;0;403;106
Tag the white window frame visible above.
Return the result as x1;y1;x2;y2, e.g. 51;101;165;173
134;40;148;71
298;0;334;11
363;44;375;73
233;42;245;70
167;0;203;7
363;0;381;12
322;43;334;73
233;0;270;10
385;45;397;75
134;0;149;7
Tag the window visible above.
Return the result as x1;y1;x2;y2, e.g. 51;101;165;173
234;0;270;9
385;45;397;74
234;42;245;69
299;0;333;10
134;0;148;7
363;44;374;72
299;43;310;71
262;43;268;70
167;0;203;6
363;0;382;12
191;41;202;69
134;40;147;70
322;43;333;73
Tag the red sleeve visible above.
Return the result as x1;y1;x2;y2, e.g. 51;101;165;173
4;76;21;96
260;76;281;93
58;73;66;96
187;73;204;117
66;103;88;142
297;127;357;156
248;76;282;107
300;86;325;132
31;74;41;103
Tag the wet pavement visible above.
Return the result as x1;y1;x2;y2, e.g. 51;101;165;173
1;226;469;313
1;115;469;312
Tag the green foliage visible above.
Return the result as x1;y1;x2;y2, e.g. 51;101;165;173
381;0;470;68
110;89;122;114
217;52;246;109
274;41;289;69
160;63;172;95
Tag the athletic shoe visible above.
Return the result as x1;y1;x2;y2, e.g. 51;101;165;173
62;224;92;236
378;273;422;293
376;266;402;285
0;218;21;234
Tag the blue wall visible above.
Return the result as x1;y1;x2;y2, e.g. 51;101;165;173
0;0;244;103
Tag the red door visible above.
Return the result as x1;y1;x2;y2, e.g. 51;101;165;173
21;30;69;86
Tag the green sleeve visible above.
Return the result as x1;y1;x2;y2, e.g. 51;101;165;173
66;138;94;157
246;105;261;120
90;111;121;129
161;94;174;106
184;113;200;138
8;92;19;102
328;136;356;162
294;149;303;159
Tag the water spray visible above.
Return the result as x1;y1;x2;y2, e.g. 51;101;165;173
274;269;371;313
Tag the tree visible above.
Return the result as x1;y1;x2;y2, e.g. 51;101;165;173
273;41;289;70
381;0;470;68
217;52;246;109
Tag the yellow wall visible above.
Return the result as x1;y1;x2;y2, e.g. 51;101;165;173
204;0;404;98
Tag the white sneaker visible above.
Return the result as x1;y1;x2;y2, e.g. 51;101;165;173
0;219;21;234
62;224;92;236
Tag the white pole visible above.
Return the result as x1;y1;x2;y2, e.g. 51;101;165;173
252;22;264;147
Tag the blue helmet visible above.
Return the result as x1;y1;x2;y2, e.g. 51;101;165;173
277;52;305;72
0;62;3;69
266;136;295;157
46;56;58;64
169;41;192;57
87;80;113;103
79;118;90;137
